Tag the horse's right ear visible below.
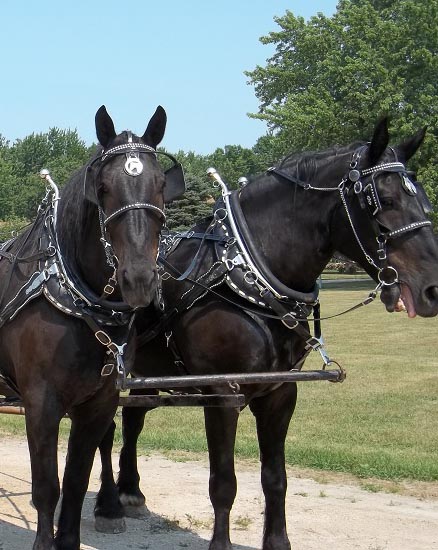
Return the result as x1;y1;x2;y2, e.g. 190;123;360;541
95;105;116;148
142;106;167;148
367;117;390;165
398;126;427;162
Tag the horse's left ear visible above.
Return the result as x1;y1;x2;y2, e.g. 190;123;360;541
142;106;167;148
398;126;427;161
95;105;117;148
367;117;390;165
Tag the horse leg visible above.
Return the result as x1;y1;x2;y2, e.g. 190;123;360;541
249;383;298;550
117;392;156;510
204;406;239;550
94;420;126;533
24;397;64;550
54;396;118;550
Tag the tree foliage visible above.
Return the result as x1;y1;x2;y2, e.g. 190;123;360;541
0;2;436;229
0;129;90;221
246;0;438;219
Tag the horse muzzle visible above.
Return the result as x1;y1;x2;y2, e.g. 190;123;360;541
118;261;158;309
380;280;438;318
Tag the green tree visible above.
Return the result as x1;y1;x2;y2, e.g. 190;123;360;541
246;0;438;219
8;129;89;219
164;146;265;231
166;172;216;231
0;154;18;219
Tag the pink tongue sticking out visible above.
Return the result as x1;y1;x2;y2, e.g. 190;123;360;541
400;283;417;318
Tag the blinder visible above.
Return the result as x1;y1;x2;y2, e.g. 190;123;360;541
164;158;186;203
404;172;433;215
353;165;433;218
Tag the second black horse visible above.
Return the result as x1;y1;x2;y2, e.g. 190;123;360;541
97;118;438;550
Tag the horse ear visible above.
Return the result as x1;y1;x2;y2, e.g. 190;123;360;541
142;106;167;148
398;126;427;162
95;105;116;148
367;117;389;165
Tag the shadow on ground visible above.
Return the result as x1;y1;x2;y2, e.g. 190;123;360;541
0;487;257;550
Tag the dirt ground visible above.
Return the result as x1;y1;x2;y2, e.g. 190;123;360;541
1;437;437;550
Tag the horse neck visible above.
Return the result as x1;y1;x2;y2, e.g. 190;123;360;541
239;156;348;292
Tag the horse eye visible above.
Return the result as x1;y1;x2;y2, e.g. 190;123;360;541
380;197;394;209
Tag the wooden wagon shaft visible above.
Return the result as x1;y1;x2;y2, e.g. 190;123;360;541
117;368;345;390
119;394;246;407
0;395;246;414
0;404;25;415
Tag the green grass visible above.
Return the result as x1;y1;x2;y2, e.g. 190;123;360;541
1;288;437;481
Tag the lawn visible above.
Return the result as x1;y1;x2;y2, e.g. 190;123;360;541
1;287;437;481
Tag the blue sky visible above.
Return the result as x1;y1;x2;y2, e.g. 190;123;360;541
1;1;337;154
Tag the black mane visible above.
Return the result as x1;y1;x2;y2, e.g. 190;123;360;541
278;142;365;182
57;148;100;266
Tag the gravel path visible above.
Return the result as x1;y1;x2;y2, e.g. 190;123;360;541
1;437;437;549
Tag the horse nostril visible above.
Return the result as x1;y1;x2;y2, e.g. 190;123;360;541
425;285;438;302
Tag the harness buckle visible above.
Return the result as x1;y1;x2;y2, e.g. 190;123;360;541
225;253;245;271
376;234;388;261
101;363;115;376
281;312;299;330
103;284;115;295
95;330;112;346
306;336;331;366
377;247;387;261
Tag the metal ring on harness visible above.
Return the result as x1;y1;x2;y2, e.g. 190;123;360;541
214;208;228;222
323;359;346;383
378;266;399;286
243;271;258;285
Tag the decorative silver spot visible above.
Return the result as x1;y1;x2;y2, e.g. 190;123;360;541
124;153;144;176
401;175;417;196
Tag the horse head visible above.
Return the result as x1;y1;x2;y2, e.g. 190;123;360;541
81;105;182;308
334;117;438;317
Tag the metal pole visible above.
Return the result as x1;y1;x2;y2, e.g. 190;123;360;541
117;369;345;390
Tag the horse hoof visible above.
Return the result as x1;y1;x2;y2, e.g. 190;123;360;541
124;504;150;519
119;492;146;507
95;516;126;534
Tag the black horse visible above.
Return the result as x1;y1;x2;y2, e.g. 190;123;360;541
96;118;438;550
0;105;185;549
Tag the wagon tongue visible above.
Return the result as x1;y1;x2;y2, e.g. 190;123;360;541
400;283;417;318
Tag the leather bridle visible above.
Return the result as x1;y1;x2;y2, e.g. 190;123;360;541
269;145;432;287
83;138;171;296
